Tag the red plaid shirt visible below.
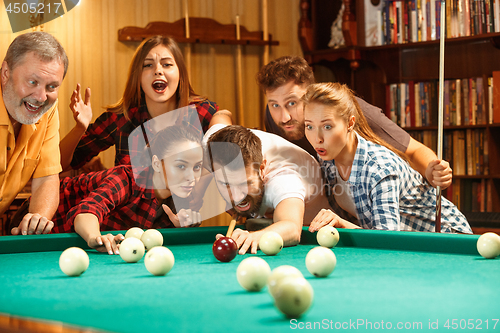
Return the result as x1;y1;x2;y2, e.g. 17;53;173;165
52;165;174;232
70;99;218;169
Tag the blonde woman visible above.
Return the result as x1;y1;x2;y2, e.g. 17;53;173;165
303;82;471;233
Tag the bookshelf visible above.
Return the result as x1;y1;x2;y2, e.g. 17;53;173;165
299;0;500;230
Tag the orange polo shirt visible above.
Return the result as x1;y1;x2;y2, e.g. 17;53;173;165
0;84;62;215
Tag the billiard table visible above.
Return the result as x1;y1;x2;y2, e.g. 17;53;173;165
0;227;498;333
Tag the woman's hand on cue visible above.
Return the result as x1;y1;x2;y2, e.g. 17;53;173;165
425;159;452;189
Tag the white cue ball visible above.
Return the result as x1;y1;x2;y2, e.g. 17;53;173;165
316;225;340;248
477;232;500;259
267;265;303;299
141;229;164;251
59;247;89;277
273;276;314;318
144;246;175;276
236;257;271;291
125;227;144;240
306;246;337;277
119;237;145;263
259;231;284;256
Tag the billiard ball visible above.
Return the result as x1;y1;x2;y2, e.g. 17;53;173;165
141;229;163;251
125;227;144;240
316;225;339;248
212;237;238;262
59;247;89;277
236;257;271;291
119;237;145;263
305;246;337;277
477;232;500;259
259;231;283;256
273;276;314;318
267;265;303;298
144;246;175;276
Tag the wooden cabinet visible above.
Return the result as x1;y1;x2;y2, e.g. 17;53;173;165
299;0;500;230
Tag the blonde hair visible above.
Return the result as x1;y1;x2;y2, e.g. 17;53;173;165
302;82;408;162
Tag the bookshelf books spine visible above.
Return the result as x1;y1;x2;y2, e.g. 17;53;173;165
492;71;500;123
466;129;474;175
444;80;451;126
462;78;470;125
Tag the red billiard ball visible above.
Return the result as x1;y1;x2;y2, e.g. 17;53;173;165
212;237;238;262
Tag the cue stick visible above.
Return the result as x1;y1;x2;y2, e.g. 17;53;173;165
226;217;237;237
262;0;269;66
184;0;190;38
236;14;245;126
435;0;446;233
184;0;191;80
261;0;269;130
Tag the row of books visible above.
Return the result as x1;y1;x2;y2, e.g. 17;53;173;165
410;129;488;176
385;75;500;127
444;179;492;212
364;0;500;46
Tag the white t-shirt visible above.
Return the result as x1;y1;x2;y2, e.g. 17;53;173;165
332;168;357;218
203;124;328;219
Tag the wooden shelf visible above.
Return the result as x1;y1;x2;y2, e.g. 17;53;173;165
118;18;279;46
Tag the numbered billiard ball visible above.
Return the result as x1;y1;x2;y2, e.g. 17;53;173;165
212;237;238;262
236;257;271;291
273;276;314;318
259;231;283;256
141;229;163;251
119;237;145;263
144;246;175;276
267;265;303;299
477;232;500;259
305;246;337;277
125;227;144;240
59;247;89;277
316;225;339;248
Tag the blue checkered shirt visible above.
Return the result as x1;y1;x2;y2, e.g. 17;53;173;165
321;133;471;233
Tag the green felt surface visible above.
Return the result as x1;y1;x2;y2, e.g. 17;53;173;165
0;228;499;333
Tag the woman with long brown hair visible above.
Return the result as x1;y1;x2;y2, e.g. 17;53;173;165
60;35;231;170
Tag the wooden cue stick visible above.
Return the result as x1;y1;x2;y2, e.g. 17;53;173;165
236;15;245;126
262;0;269;65
184;0;190;39
184;0;191;81
435;0;446;233
261;0;269;130
226;217;237;237
185;45;192;82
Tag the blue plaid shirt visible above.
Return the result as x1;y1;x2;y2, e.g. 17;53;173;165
321;133;471;233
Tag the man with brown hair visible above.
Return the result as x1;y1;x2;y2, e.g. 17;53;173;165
204;124;348;255
1;32;68;235
256;56;452;190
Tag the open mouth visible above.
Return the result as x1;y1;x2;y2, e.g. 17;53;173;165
235;200;251;212
152;80;167;93
315;148;327;156
24;101;42;113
